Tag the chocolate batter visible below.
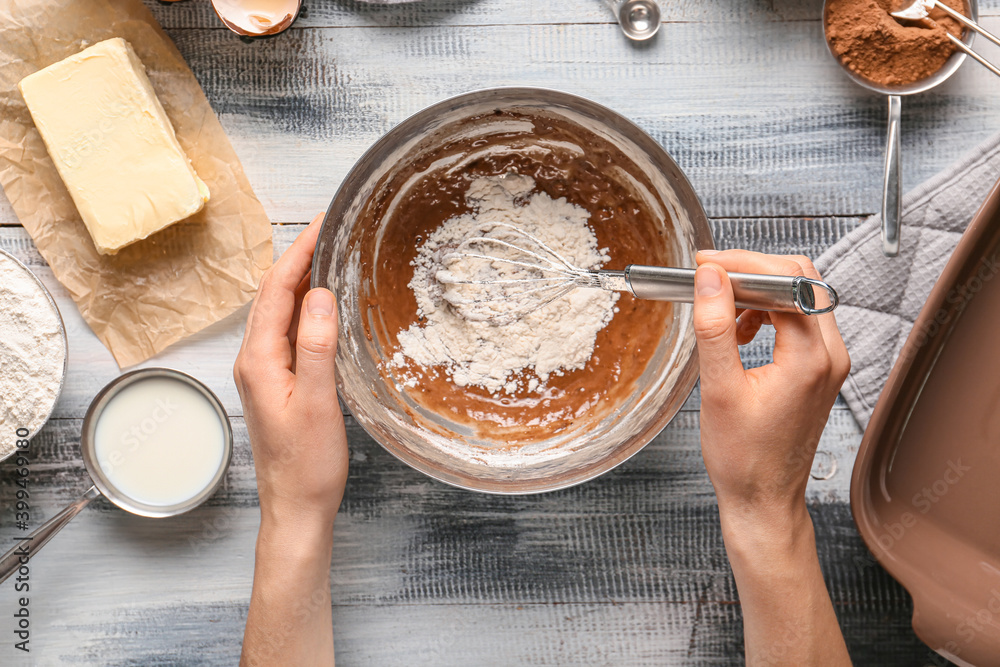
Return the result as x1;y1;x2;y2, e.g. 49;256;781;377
356;109;676;445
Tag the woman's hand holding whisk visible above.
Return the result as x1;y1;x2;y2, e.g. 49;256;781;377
692;249;852;666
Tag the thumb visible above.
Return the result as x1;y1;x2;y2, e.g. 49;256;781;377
693;264;747;399
294;288;339;396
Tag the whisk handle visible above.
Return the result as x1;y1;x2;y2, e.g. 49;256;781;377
623;266;838;315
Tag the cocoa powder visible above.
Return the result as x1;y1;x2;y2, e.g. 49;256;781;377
825;0;967;87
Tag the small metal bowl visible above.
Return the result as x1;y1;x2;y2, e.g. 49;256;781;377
313;87;712;494
0;248;68;464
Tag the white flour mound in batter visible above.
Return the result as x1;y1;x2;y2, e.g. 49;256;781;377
0;254;66;458
391;173;618;395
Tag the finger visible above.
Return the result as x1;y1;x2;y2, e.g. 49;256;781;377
787;255;840;339
236;300;257;387
788;256;851;381
693;264;747;399
287;271;314;356
237;272;268;361
245;213;326;364
235;265;271;392
697;254;745;320
736;310;765;345
293;288;339;401
241;297;259;353
696;250;825;365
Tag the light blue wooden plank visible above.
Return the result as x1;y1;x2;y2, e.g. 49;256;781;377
146;0;1000;30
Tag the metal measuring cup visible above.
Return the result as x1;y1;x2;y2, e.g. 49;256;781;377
605;0;661;41
0;368;233;585
822;0;978;256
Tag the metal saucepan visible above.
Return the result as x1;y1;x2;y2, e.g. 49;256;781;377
0;368;233;585
822;0;978;257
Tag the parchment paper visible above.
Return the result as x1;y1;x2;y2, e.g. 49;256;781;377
0;0;273;367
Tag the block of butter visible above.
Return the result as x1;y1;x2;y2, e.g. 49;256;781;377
18;38;209;255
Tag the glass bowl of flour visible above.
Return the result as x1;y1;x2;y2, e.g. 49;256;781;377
0;249;68;462
313;88;712;493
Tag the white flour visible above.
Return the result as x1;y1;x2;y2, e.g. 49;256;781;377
0;254;66;458
391;173;618;395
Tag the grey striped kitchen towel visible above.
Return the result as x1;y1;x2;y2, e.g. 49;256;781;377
815;131;1000;429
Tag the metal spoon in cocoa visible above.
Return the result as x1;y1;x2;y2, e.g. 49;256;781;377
822;0;978;257
895;0;1000;78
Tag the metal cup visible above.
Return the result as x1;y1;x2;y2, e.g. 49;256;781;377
0;368;233;585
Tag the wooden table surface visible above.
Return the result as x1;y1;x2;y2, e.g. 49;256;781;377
3;0;998;664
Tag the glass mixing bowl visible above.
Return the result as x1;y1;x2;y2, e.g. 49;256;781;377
312;87;712;493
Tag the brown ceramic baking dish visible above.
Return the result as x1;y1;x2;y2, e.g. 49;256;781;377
853;177;1000;667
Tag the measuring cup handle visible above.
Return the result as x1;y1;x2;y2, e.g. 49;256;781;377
882;95;902;257
0;485;100;585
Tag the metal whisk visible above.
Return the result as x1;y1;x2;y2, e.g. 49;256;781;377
435;223;839;325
